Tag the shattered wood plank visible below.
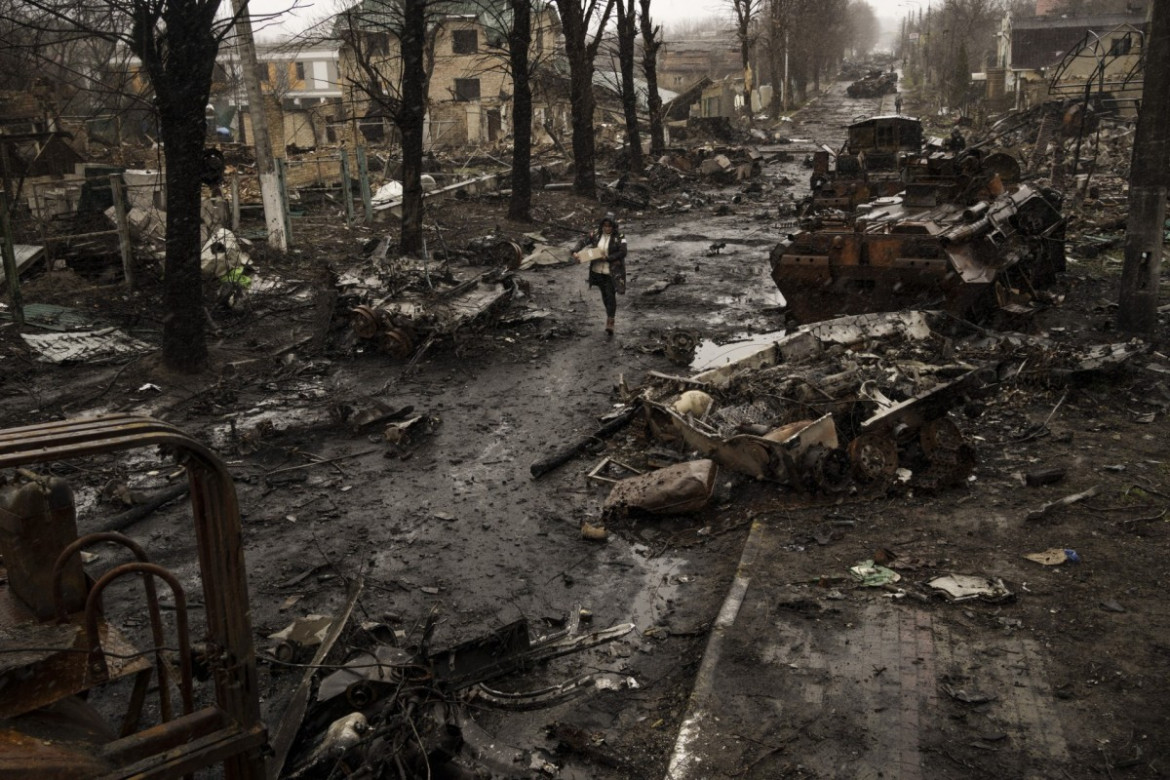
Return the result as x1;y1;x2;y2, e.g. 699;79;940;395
99;483;190;533
647;370;711;388
266;575;364;780
1025;485;1100;521
587;457;620;485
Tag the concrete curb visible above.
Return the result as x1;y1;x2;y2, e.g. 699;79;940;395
664;518;767;780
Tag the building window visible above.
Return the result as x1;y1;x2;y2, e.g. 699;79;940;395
455;78;481;101
295;62;306;81
1109;34;1132;56
453;29;478;54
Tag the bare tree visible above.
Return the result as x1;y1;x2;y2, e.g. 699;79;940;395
614;0;641;172
507;0;534;221
339;0;438;255
764;0;847;107
662;15;723;38
552;0;616;196
905;0;1001;110
637;0;664;157
845;0;878;58
1;0;239;372
729;0;759;117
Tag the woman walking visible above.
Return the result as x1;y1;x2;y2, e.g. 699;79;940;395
572;213;627;340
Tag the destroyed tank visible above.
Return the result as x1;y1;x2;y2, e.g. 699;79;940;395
771;183;1066;325
846;70;898;98
807;115;926;213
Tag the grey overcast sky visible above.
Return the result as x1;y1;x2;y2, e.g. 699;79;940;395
245;0;924;39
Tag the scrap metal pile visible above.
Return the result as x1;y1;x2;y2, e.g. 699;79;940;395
774;183;1067;325
565;312;1146;526
778;115;1067;326
339;238;523;359
272;595;635;779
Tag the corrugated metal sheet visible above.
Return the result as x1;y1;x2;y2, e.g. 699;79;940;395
22;327;154;364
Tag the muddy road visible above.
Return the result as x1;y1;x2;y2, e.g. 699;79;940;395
3;78;1169;779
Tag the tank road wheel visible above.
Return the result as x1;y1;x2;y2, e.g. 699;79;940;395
920;417;963;459
917;417;977;490
350;305;381;339
379;327;416;360
848;433;899;483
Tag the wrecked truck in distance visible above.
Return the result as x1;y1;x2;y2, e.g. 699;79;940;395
771;183;1066;325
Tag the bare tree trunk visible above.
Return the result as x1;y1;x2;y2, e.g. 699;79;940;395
562;21;597;195
730;0;756;119
159;117;208;373
399;0;427;254
638;0;665;157
616;0;642;172
1118;0;1170;333
142;3;224;373
554;0;615;197
508;0;533;222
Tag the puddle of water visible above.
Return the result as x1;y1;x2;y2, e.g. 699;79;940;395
715;288;787;308
691;329;789;372
626;545;689;632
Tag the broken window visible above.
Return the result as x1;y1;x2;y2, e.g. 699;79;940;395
1109;34;1132;56
455;78;481;101
453;29;478;54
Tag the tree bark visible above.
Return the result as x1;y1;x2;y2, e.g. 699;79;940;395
731;0;755;119
508;0;533;222
399;0;428;255
615;0;642;172
554;0;615;197
638;0;665;157
140;0;223;373
1117;0;1169;333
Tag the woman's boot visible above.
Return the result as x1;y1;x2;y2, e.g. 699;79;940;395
605;317;615;340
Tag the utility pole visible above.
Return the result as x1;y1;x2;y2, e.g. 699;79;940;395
1117;0;1169;333
230;0;289;251
783;28;789;112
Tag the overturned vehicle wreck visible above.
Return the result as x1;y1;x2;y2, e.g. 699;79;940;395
772;182;1066;325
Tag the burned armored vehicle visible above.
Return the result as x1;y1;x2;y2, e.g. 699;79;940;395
808;115;925;213
771;183;1066;325
846;69;898;98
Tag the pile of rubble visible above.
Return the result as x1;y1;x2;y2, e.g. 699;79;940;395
533;310;1147;535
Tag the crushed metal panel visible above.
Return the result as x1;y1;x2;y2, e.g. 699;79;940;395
0;303;101;332
647;402;785;480
647;404;840;485
859;368;985;432
22;328;154;364
691;311;935;387
428;619;531;690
